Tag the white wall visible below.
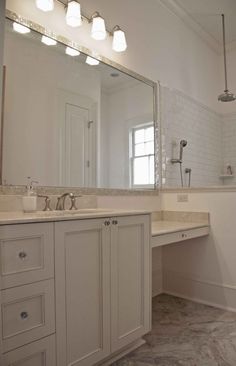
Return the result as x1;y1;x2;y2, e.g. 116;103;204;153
162;192;236;311
6;0;220;112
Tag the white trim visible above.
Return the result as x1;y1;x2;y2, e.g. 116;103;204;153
159;0;220;54
163;269;236;312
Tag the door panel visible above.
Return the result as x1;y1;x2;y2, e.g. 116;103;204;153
111;215;151;352
55;219;110;366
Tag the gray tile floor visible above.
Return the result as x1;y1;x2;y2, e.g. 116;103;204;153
112;294;236;366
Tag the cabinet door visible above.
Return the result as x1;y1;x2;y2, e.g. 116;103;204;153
111;215;151;352
55;219;111;366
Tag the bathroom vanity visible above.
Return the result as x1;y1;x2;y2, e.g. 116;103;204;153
0;210;151;366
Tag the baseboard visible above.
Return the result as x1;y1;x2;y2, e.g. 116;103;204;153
163;270;236;312
152;289;163;297
96;339;145;366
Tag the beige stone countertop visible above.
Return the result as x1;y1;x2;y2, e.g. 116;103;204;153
152;220;209;236
0;209;151;225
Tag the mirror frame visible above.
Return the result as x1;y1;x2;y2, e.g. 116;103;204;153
2;9;160;195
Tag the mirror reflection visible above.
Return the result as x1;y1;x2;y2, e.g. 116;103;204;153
3;19;155;190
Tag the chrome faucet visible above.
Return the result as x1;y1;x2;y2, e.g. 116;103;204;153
56;193;74;210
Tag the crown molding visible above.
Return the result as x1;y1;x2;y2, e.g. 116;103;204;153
159;0;222;54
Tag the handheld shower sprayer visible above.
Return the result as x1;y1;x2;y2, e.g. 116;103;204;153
171;139;187;164
179;140;187;162
171;139;188;187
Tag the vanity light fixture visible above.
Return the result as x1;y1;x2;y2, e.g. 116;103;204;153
86;56;100;66
36;0;54;12
41;35;57;46
90;12;107;41
13;22;31;34
65;46;80;56
36;0;128;52
66;0;82;28
112;26;127;52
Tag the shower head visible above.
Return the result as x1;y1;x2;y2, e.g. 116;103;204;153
180;140;187;147
218;90;236;102
218;15;236;103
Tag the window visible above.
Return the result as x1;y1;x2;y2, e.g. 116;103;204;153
130;124;155;188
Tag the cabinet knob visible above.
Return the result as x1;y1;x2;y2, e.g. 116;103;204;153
19;251;27;260
20;311;29;320
112;220;118;225
181;233;187;238
104;220;110;226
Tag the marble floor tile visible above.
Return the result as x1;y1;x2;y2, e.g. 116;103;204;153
111;294;236;366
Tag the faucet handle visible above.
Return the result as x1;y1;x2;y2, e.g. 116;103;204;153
69;195;82;210
37;194;52;211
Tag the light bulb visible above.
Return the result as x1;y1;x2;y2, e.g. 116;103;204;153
36;0;54;12
13;22;31;34
66;1;82;27
112;27;127;52
66;46;80;56
41;35;57;46
86;56;100;66
91;13;106;40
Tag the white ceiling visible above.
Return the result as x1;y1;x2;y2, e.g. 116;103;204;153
173;0;236;49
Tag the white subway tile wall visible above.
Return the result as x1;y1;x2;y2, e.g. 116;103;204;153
160;86;236;187
222;113;236;185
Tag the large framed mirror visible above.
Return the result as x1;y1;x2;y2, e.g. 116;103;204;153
2;11;159;191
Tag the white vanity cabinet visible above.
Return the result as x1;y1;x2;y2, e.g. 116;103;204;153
0;222;56;366
55;214;151;366
0;212;151;366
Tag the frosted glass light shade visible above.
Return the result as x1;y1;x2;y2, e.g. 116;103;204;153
112;28;127;52
36;0;54;12
13;22;31;34
66;1;82;27
91;16;106;40
86;56;100;66
41;35;57;46
66;47;80;56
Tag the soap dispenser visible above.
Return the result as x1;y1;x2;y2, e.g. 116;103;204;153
22;177;38;212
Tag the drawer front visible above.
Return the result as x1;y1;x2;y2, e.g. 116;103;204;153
0;223;54;289
152;226;209;248
1;279;55;353
2;334;56;366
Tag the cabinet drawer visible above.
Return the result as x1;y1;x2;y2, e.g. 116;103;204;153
1;279;55;353
2;334;56;366
0;223;54;289
152;226;209;248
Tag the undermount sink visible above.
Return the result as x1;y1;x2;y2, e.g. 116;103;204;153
33;208;113;216
63;208;114;214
